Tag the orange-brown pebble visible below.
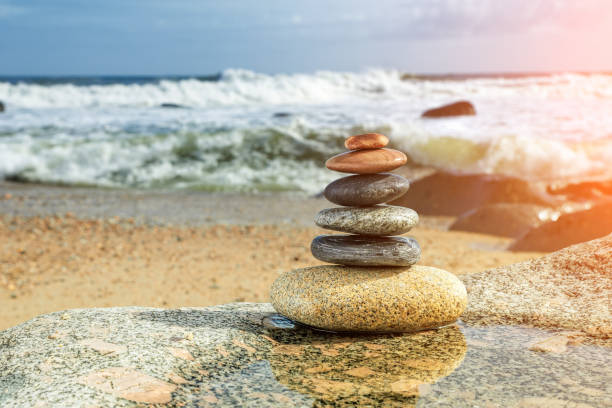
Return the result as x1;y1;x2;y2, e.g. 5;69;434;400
344;133;389;150
326;148;407;174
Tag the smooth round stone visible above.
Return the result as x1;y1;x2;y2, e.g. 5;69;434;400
344;133;389;150
311;235;420;266
324;173;410;206
270;265;468;332
325;148;408;174
315;205;418;236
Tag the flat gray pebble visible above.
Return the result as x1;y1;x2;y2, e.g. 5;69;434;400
311;234;421;266
324;173;410;206
315;205;418;236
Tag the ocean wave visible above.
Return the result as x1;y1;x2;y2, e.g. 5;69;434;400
1;69;611;192
1;119;610;193
1;69;612;109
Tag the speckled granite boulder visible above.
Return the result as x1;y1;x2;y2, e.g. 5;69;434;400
462;233;612;338
1;303;610;407
315;205;418;236
324;173;410;206
311;235;420;266
270;265;467;332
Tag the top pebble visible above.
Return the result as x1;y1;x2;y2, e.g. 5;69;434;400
345;133;389;150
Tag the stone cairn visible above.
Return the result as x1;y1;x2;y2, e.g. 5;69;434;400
271;133;467;333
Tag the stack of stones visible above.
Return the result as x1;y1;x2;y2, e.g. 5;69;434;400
271;134;467;333
313;133;419;267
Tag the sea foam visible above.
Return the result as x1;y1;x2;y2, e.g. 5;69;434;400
0;69;611;192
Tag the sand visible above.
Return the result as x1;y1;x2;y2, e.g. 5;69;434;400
0;182;539;330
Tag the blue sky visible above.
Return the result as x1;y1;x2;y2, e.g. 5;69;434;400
1;0;611;75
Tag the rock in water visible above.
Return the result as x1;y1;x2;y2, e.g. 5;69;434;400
389;171;557;216
450;203;556;238
159;103;187;108
421;100;475;118
324;173;410;206
326;148;408;174
311;235;420;266
344;133;389;150
510;200;612;252
315;205;418;236
270;265;467;332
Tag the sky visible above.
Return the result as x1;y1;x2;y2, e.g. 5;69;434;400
1;0;611;75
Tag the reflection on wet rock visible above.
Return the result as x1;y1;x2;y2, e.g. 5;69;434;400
265;318;467;406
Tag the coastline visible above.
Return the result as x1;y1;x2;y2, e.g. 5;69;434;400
0;182;540;330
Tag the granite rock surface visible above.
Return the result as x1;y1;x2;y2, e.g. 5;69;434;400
1;303;610;407
462;233;612;338
311;235;421;266
323;174;410;206
270;265;467;332
315;205;418;236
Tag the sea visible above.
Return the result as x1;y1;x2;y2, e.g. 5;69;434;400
1;69;611;194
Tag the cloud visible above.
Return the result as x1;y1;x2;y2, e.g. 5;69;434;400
392;0;612;37
0;1;27;18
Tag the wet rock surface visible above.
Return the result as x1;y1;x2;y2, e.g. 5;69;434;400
315;205;418;236
311;235;421;266
389;172;558;216
1;303;610;407
450;203;556;238
324;173;410;206
510;200;612;252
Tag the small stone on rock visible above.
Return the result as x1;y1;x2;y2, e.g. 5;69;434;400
344;133;389;150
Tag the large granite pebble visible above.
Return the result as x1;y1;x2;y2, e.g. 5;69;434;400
326;148;408;174
311;235;420;266
271;265;467;332
344;133;388;150
315;205;418;236
324;173;410;206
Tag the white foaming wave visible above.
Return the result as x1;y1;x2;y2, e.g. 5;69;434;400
2;69;611;109
391;122;612;181
3;116;611;193
0;120;342;193
0;69;406;109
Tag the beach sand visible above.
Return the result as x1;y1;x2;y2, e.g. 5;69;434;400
0;182;541;330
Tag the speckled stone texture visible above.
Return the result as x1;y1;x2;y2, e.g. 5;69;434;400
1;303;611;407
315;205;418;236
324;174;411;206
270;265;467;332
311;235;421;266
462;233;612;338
